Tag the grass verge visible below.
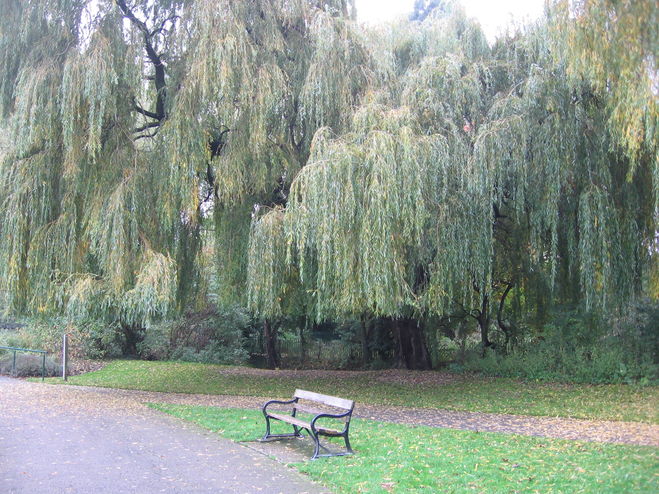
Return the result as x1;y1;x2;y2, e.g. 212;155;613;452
46;360;659;423
151;404;658;494
51;360;659;424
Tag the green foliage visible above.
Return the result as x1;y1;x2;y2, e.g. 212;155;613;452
0;1;656;371
462;303;658;384
138;305;251;365
551;0;658;179
78;320;125;359
155;405;658;494
0;0;376;345
248;7;656;332
3;318;64;353
0;316;125;359
247;208;290;317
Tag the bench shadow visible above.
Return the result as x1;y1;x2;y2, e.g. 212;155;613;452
240;435;351;464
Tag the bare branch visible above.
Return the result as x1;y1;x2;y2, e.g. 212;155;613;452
133;121;161;133
133;101;160;120
116;0;167;121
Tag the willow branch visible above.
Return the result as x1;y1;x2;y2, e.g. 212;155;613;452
116;0;167;121
133;101;160;120
133;121;161;133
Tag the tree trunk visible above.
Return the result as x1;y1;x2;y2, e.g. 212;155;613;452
393;318;407;368
497;282;514;348
299;317;307;365
122;324;143;356
263;318;280;369
476;295;493;354
392;317;432;370
360;315;371;365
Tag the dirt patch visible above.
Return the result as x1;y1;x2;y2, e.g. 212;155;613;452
214;366;363;379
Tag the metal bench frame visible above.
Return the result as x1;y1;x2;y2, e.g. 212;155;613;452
261;389;354;460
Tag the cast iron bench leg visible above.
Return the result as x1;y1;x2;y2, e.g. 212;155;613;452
310;429;321;460
344;430;353;454
262;415;271;441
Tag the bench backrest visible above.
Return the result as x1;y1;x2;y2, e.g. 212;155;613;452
294;389;354;412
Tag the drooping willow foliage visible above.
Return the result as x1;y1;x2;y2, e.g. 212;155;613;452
550;0;658;298
0;0;368;334
163;0;371;209
248;3;657;346
551;0;657;180
0;1;655;362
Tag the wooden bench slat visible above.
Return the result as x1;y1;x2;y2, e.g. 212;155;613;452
294;404;350;423
294;403;345;416
267;412;340;435
294;389;354;410
268;412;309;428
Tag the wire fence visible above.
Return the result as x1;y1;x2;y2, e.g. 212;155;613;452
0;345;48;380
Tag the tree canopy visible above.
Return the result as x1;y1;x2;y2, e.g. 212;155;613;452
0;0;366;325
0;0;656;367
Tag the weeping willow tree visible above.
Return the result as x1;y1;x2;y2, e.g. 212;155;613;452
1;0;655;365
0;0;370;355
0;0;185;351
248;3;657;368
248;5;496;368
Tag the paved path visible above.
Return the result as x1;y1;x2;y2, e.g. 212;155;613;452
0;377;328;494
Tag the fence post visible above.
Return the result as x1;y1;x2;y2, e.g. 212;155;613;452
11;349;16;377
62;333;68;381
41;352;46;381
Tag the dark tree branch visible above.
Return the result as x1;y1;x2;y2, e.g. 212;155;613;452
493;202;507;219
116;0;168;122
134;130;160;141
133;101;160;120
209;128;231;158
151;14;180;37
133;121;161;133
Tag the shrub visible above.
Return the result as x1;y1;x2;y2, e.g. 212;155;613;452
1;317;65;354
136;321;171;360
0;316;125;360
77;320;125;359
461;302;658;384
148;305;250;365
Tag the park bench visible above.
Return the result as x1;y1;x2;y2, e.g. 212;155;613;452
261;389;354;460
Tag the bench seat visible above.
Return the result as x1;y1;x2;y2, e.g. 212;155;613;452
266;412;342;435
261;389;354;459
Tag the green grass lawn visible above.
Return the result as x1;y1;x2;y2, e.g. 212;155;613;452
49;360;659;423
151;404;658;494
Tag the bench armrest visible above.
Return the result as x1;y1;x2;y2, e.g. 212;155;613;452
262;397;298;416
310;410;352;434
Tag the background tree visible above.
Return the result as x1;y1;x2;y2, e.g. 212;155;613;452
0;0;369;359
551;0;657;183
247;4;657;368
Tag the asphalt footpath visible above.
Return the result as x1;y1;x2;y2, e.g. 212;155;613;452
0;376;329;494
